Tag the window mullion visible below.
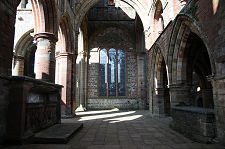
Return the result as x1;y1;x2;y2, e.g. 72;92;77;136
117;50;118;97
107;49;109;97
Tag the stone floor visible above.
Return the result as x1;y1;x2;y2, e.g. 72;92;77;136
2;110;225;149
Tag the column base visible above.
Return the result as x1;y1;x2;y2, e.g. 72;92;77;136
75;105;86;112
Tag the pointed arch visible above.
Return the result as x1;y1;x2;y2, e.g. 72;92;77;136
149;43;170;116
57;15;74;54
168;14;216;85
31;0;58;35
14;29;34;57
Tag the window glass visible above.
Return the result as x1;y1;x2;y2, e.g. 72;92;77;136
99;49;108;96
99;48;125;97
108;49;117;96
118;49;125;96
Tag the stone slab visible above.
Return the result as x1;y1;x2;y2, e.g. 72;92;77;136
33;123;83;144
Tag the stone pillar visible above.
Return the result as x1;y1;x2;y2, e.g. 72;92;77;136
210;78;225;143
76;51;88;111
201;88;214;108
56;52;76;116
169;84;191;106
0;1;19;143
137;52;147;109
12;55;24;76
152;87;170;117
34;33;57;82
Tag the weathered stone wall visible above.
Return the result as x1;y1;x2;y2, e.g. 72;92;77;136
87;99;139;110
148;0;225;144
0;77;11;143
126;51;138;98
0;0;19;143
88;25;138;109
194;1;225;142
171;106;216;143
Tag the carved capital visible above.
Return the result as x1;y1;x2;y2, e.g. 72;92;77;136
34;32;58;43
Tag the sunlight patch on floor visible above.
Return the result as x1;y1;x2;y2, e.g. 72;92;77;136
76;108;119;116
77;110;138;121
103;115;143;123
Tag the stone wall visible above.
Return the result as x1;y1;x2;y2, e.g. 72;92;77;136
14;8;34;50
147;0;225;144
88;46;138;110
88;20;139;109
87;99;139;110
0;77;11;143
171;106;216;143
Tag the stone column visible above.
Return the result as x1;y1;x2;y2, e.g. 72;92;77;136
0;0;19;143
152;87;165;116
76;51;88;111
169;84;191;106
201;88;214;108
56;52;76;116
137;52;147;109
12;55;24;76
210;77;225;143
34;33;57;82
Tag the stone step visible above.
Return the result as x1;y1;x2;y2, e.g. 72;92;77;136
32;123;83;144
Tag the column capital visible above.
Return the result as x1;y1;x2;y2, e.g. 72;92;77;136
34;32;58;43
78;51;88;57
55;52;76;59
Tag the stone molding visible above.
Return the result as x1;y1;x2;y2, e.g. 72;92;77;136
55;52;75;59
34;32;58;43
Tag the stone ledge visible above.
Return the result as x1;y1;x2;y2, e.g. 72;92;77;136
11;76;63;92
171;106;216;143
172;106;214;114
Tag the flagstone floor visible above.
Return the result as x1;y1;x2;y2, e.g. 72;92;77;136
2;110;225;149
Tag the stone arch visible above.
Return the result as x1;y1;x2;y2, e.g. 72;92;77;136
168;14;215;108
14;29;34;57
168;14;216;86
75;0;149;32
12;29;36;76
74;0;149;52
31;0;58;35
150;43;170;116
57;15;74;54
